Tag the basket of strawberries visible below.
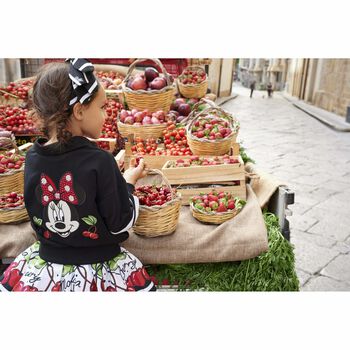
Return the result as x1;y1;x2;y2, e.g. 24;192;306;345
186;107;240;156
0;132;27;196
0;192;29;224
133;169;181;237
122;58;176;113
190;190;246;225
177;66;208;99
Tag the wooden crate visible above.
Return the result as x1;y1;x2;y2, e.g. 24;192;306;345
123;140;240;170
90;137;116;153
176;180;246;205
162;155;244;185
114;149;125;171
124;153;192;170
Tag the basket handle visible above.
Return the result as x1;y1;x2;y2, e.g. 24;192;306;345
180;98;217;125
186;106;235;132
146;168;175;201
0;137;20;154
124;58;173;86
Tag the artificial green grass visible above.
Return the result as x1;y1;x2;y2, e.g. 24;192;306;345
148;212;300;291
239;143;255;164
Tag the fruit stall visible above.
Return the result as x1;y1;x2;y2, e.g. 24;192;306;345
0;58;298;291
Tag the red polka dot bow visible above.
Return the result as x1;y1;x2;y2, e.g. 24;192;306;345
40;172;78;206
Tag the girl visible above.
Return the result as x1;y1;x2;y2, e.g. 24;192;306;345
0;59;156;292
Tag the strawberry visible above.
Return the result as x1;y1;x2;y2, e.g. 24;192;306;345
227;200;236;210
216;203;227;212
209;201;218;210
208;194;218;202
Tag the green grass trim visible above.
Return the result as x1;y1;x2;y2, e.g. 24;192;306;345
239;142;255;164
148;212;299;291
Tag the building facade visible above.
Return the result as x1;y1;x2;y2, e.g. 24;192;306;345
286;59;350;117
237;58;289;91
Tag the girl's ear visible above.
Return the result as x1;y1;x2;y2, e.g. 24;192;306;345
72;102;84;121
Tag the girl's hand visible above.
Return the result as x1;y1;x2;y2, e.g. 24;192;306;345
123;158;148;185
117;160;124;170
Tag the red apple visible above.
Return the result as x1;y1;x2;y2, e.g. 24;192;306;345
178;103;191;116
149;77;166;90
134;112;144;123
124;116;135;125
131;77;147;90
142;116;152;125
145;67;159;82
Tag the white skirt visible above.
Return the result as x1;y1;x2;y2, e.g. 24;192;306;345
0;241;156;292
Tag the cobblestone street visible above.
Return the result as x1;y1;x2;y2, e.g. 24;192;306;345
224;84;350;291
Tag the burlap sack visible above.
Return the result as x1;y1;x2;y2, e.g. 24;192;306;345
122;185;268;264
0;221;37;260
245;162;286;208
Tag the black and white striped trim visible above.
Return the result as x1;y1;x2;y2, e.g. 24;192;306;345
65;58;99;106
110;195;140;235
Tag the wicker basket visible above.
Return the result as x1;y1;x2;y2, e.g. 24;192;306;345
0;141;25;196
122;58;176;113
0;204;29;224
190;202;240;225
186;107;240;156
133;169;181;237
117;120;166;139
177;65;209;98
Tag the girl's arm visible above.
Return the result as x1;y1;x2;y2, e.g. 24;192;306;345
96;152;139;235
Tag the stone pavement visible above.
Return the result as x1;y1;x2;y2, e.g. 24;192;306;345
223;84;350;291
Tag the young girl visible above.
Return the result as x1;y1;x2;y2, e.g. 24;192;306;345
0;59;156;292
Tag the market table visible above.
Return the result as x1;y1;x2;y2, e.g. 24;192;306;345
0;164;287;264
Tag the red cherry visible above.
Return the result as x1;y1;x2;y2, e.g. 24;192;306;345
90;280;98;291
82;231;90;237
51;282;61;292
8;269;22;287
13;281;25;291
105;286;116;292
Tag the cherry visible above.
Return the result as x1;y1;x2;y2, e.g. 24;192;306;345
90;280;98;291
135;185;175;207
13;281;25;291
51;282;61;292
105;286;116;292
22;285;38;292
0;261;19;285
8;269;22;287
82;231;90;238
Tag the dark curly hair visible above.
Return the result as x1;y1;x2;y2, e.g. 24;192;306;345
30;62;99;143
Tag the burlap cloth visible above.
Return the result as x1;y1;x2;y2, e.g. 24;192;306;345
0;163;284;263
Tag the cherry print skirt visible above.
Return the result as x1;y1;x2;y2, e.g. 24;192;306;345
0;241;156;292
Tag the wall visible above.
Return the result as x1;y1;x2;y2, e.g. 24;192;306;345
0;59;21;85
313;59;350;117
286;58;350;117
